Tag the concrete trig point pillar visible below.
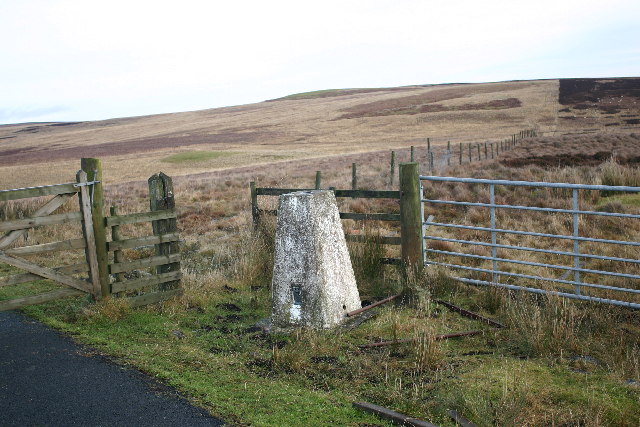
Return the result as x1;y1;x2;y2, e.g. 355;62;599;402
271;190;361;329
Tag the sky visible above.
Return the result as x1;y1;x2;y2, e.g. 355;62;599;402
1;0;639;124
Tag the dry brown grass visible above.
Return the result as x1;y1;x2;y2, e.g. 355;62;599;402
0;80;562;188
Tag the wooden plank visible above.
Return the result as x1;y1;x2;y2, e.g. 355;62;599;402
109;253;181;274
107;232;180;251
0;193;76;250
0;288;85;312
105;209;176;227
111;271;183;293
339;212;401;222
255;187;401;199
127;288;183;308
0;253;90;293
0;212;83;233
77;170;102;298
353;402;438;427
344;234;401;245
255;187;314;196
333;189;400;199
0;263;89;287
110;205;126;283
5;238;86;256
0;183;79;202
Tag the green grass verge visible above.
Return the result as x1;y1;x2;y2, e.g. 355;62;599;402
161;151;236;164
2;275;636;426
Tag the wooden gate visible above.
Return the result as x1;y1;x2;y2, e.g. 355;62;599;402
0;170;101;311
0;158;183;311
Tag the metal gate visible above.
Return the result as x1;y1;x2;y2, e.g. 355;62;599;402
419;175;640;309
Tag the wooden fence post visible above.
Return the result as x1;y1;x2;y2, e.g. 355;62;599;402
427;138;431;155
447;141;451;166
410;146;415;162
315;171;322;190
109;206;126;284
80;158;109;297
459;143;462;165
148;172;180;291
399;163;423;281
468;143;472;163
491;143;494;159
352;163;357;190
390;151;396;187
484;142;488;159
476;144;481;161
76;170;102;298
250;181;259;227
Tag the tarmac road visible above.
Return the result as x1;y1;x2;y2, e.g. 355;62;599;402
0;311;225;426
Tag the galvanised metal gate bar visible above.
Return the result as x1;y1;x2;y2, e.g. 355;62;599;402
419;176;640;309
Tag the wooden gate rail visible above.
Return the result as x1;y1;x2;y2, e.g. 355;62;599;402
107;172;182;307
249;169;424;270
0;168;102;311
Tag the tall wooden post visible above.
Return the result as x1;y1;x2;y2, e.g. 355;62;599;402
250;181;259;227
315;171;322;190
459;143;462;165
427;138;431;155
399;163;423;281
410;146;415;162
484;142;488;159
351;163;357;190
447;141;451;166
468;143;472;163
76;170;101;299
148;172;180;291
390;151;396;187
477;143;481;161
80;158;109;297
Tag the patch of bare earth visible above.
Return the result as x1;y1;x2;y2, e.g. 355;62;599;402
335;81;533;119
556;78;640;133
0;131;281;167
500;133;640;168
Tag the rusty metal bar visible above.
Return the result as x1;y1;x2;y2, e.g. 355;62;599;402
346;294;400;317
435;300;504;328
447;409;477;427
359;330;482;349
353;401;438;427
